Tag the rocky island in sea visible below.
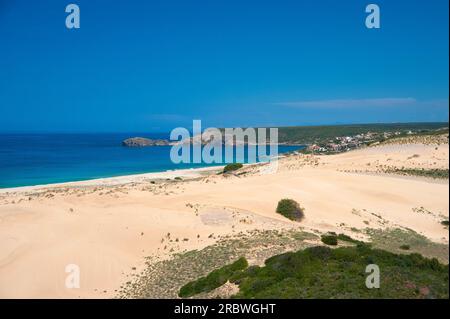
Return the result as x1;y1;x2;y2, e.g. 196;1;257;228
122;137;171;147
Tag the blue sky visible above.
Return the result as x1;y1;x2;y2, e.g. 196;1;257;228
0;0;448;132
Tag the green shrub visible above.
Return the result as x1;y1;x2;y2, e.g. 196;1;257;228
321;234;338;246
178;257;248;298
178;243;449;299
231;245;449;298
400;244;410;250
336;233;361;244
441;220;449;227
386;168;449;179
223;163;243;173
276;199;304;221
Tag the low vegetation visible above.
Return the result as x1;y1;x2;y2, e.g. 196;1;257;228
119;226;449;299
179;257;248;297
276;199;304;221
337;233;363;244
385;168;449;179
366;228;449;263
321;234;338;246
180;245;449;299
223;163;243;173
319;233;363;246
118;229;317;298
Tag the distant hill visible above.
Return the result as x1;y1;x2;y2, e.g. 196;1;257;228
169;122;448;146
276;122;449;144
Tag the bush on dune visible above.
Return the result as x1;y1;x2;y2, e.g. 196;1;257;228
223;163;243;174
321;234;338;246
336;233;362;244
276;199;304;221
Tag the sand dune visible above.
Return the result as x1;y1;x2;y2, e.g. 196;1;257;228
0;138;448;298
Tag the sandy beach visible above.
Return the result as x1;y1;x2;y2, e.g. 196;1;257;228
0;135;448;298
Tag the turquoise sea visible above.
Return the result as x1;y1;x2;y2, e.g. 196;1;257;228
0;133;303;188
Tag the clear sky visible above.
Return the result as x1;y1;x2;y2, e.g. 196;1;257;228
0;0;448;132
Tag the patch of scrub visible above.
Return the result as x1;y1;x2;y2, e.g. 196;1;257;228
366;228;449;263
183;244;448;299
117;229;318;299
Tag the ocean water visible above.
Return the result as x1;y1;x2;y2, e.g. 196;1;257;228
0;133;303;188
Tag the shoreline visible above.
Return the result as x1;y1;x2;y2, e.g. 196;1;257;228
0;151;296;193
0;164;226;194
0;144;302;193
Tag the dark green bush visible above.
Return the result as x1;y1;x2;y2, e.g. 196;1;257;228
276;199;304;221
223;163;243;173
180;245;449;299
400;244;410;250
178;257;248;298
321;234;338;246
337;233;362;244
234;246;448;298
441;220;449;227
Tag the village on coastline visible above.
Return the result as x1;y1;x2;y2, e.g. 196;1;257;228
305;127;449;154
121;124;450;163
